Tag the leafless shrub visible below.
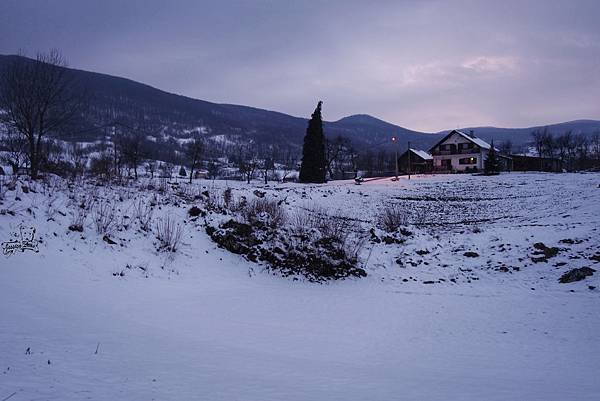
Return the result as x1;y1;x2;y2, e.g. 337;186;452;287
288;206;366;258
289;208;317;234
158;177;168;193
240;197;286;227
179;183;196;199
133;198;154;231
376;204;408;232
319;213;359;244
40;175;64;196
0;176;9;200
116;205;131;231
223;187;233;208
69;207;87;231
92;201;116;235
202;185;224;211
234;195;248;212
155;215;184;252
115;187;133;203
45;196;63;221
79;193;96;211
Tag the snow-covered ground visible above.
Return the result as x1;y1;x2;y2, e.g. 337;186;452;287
0;172;599;400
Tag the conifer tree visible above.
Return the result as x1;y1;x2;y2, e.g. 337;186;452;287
484;140;501;175
299;101;327;183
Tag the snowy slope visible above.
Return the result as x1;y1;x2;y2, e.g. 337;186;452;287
0;173;599;400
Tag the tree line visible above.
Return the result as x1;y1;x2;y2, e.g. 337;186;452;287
0;52;383;183
531;128;600;170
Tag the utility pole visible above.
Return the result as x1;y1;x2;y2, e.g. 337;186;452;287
407;141;411;180
392;136;398;180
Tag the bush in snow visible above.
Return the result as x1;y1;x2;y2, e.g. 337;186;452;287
69;206;87;232
206;203;366;281
92;201;117;235
133;198;154;231
223;187;233;208
239;197;286;228
155;215;184;252
0;177;9;200
376;204;408;233
201;186;225;212
158;177;169;193
45;196;63;221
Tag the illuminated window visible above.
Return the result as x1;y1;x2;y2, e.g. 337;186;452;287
459;157;477;165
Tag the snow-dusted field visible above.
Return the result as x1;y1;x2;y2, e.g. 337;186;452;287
1;172;599;401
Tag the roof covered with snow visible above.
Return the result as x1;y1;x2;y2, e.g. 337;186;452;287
409;148;433;160
430;129;492;151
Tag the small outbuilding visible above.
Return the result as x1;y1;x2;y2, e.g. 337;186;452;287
398;148;433;174
510;155;563;172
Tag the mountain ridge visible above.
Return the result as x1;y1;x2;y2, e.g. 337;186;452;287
1;54;599;153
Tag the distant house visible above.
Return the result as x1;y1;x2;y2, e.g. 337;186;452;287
194;169;209;179
429;130;511;172
511;155;563;172
398;148;433;174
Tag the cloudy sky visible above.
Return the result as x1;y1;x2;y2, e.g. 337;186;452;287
1;0;599;132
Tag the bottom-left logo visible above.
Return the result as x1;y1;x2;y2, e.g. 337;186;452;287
2;225;40;256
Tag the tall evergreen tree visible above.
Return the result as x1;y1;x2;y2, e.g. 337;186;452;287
484;140;501;175
299;101;327;183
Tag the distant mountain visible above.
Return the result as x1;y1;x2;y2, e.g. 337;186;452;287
1;54;599;158
328;114;440;150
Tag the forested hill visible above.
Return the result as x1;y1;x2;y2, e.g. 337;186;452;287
1;54;599;155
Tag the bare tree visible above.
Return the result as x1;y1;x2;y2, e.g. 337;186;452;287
207;161;220;180
573;133;589;169
531;128;549;158
260;156;275;184
498;140;513;156
237;143;258;184
185;137;204;184
146;161;157;179
359;150;375;178
325;136;353;180
590;131;600;162
159;162;174;178
555;131;573;166
543;133;556;158
68;142;87;178
279;148;298;182
239;158;257;184
0;127;28;174
90;154;113;179
121;130;145;179
0;50;85;179
110;129;124;178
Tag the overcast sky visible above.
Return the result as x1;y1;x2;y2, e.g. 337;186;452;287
1;0;599;132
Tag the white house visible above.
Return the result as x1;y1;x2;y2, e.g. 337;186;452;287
429;130;508;172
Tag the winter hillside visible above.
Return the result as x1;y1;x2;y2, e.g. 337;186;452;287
0;172;599;400
1;54;600;160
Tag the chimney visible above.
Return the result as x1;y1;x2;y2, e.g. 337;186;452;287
469;130;475;138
